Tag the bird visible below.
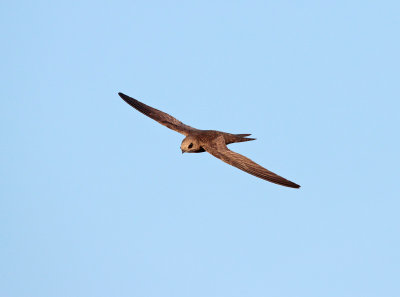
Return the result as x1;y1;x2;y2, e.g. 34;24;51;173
118;92;300;188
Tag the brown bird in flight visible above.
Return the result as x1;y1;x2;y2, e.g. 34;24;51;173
118;92;300;188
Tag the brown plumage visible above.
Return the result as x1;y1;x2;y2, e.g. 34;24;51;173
118;92;300;189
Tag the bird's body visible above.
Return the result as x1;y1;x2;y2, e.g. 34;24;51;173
180;130;255;153
118;92;300;189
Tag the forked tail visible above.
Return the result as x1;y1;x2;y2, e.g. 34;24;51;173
231;133;256;143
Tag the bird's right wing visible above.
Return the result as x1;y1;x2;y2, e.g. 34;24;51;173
203;136;300;188
118;92;199;136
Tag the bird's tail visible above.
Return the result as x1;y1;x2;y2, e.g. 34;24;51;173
232;134;256;143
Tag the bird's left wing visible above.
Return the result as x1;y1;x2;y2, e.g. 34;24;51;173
202;136;300;188
118;92;199;136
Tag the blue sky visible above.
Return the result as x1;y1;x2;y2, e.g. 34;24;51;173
1;1;399;296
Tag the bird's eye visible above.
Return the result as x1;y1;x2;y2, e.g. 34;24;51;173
188;143;193;149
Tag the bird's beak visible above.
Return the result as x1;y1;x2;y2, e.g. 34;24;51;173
181;149;185;154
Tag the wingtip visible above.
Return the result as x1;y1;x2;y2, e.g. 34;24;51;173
118;92;135;102
292;183;301;189
284;180;301;189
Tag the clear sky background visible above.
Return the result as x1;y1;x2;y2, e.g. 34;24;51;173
1;1;399;296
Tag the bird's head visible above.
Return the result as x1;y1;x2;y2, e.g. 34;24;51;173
181;136;201;154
